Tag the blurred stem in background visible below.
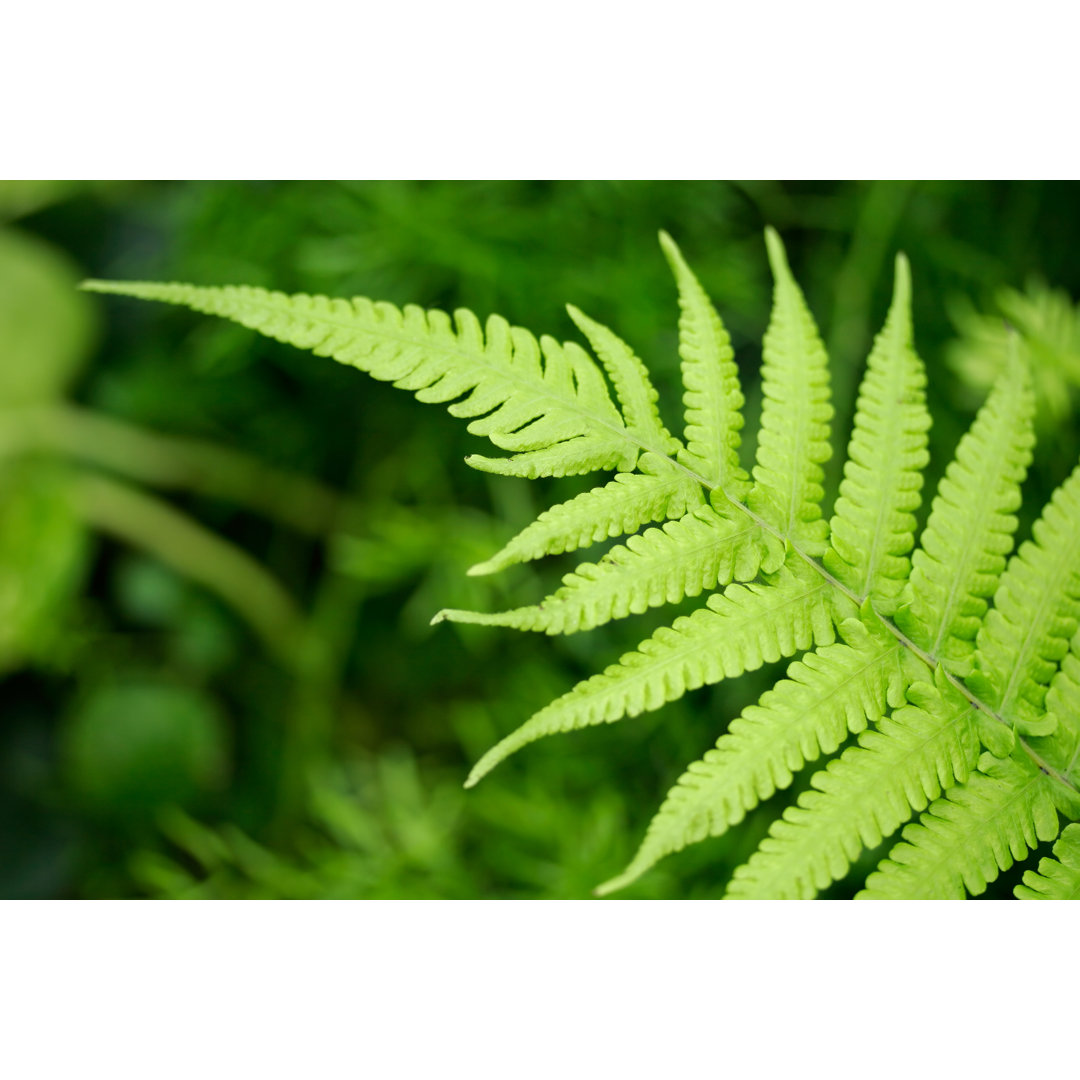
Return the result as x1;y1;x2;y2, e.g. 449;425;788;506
828;180;915;373
71;470;309;665
0;402;356;535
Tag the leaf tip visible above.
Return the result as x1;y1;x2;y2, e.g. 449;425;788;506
565;303;595;335
763;226;789;278
657;230;685;272
892;251;912;306
432;608;490;627
593;870;633;897
464;454;493;474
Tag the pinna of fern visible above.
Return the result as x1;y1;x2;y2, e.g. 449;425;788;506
83;227;1080;899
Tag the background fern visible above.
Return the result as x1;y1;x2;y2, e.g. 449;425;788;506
5;181;1080;900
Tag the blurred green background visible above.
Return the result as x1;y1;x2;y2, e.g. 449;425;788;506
1;180;1078;899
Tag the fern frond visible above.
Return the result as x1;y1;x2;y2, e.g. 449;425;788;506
596;616;904;896
440;503;774;635
79;281;652;479
1014;823;1080;899
565;305;680;454
746;229;833;552
89;231;1080;901
658;232;749;496
726;674;979;899
858;751;1068;899
464;560;840;788
966;462;1080;736
468;452;704;575
823;254;931;614
897;351;1035;670
1023;635;1080;796
1045;637;1080;738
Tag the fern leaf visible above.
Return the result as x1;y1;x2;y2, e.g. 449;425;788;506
464;560;840;788
658;232;749;496
79;281;646;479
91;231;1080;902
966;461;1080;736
1014;823;1080;899
726;674;979;899
1045;637;1080;738
440;503;773;635
596;616;905;896
566;305;680;453
858;751;1067;899
897;351;1035;669
823;254;931;613
468;452;704;575
746;229;833;553
1022;639;1080;798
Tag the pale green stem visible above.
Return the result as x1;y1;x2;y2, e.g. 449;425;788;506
71;470;308;666
0;403;358;535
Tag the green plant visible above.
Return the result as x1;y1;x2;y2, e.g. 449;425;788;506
84;228;1080;900
948;279;1080;432
0;221;356;670
1015;823;1080;898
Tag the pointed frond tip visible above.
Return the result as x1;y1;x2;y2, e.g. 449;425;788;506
83;278;645;481
466;453;703;576
748;228;833;551
658;231;748;495
463;562;841;789
565;303;678;453
823;248;929;612
448;506;773;637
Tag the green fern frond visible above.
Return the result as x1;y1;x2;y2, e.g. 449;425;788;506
596;616;904;896
80;281;650;480
726;674;979;899
747;229;833;553
87;231;1080;900
823;254;931;614
658;232;749;496
463;560;840;788
858;751;1067;899
896;348;1035;670
1045;638;1080;738
1014;823;1080;899
1024;637;1080;797
467;452;704;575
966;462;1080;736
565;305;680;454
439;502;773;635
